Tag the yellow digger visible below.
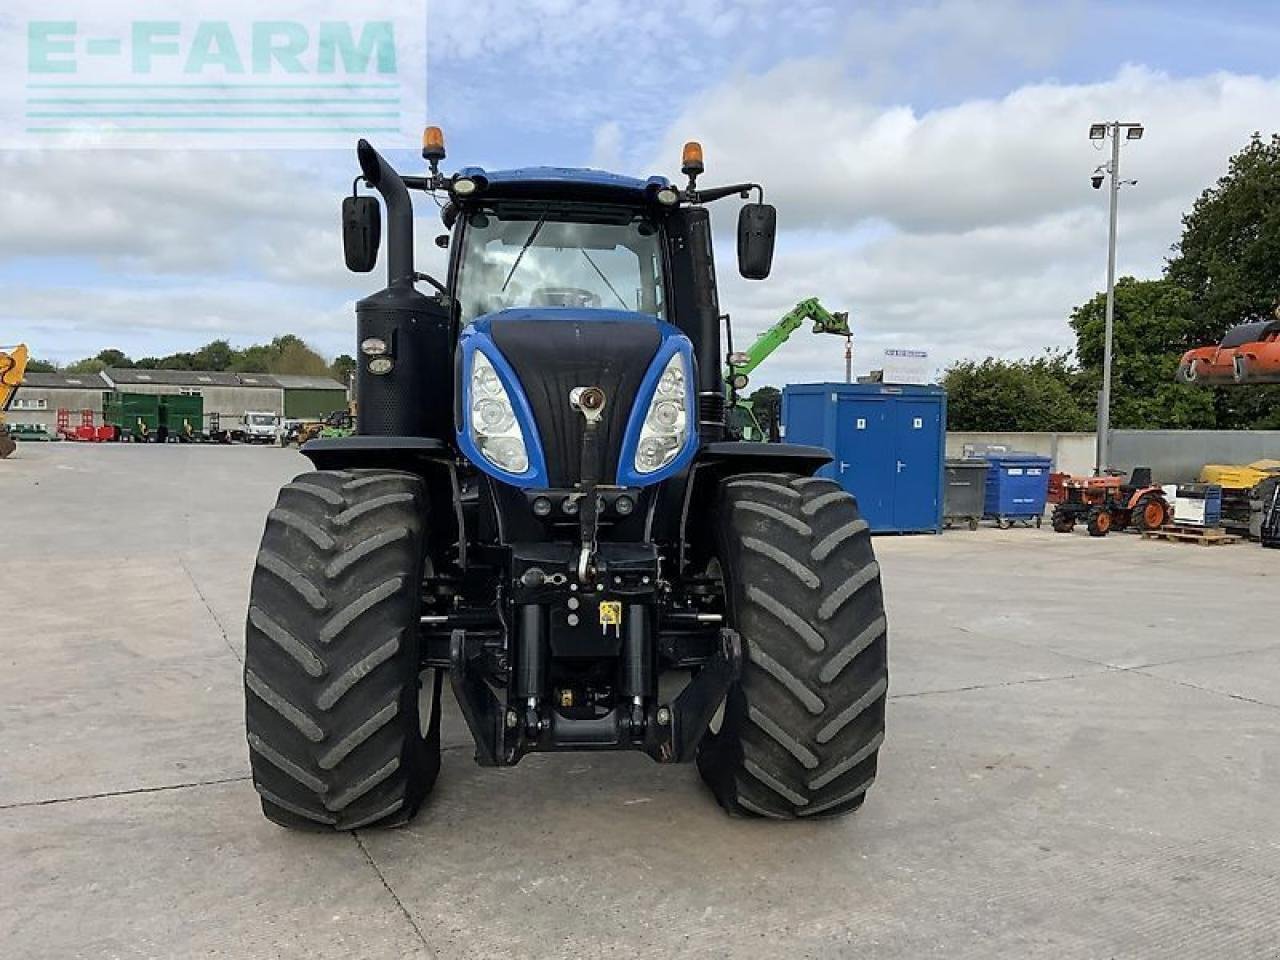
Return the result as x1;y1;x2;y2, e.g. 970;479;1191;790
0;344;30;459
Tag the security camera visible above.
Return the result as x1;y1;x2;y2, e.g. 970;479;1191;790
1091;173;1104;190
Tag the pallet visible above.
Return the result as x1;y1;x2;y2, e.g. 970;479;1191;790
1141;524;1238;546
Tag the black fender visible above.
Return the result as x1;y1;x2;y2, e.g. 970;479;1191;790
696;441;832;475
671;441;834;573
300;435;467;569
300;434;454;471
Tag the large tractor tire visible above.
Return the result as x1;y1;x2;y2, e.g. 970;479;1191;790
244;469;441;831
698;473;889;819
1129;495;1168;532
1087;508;1112;537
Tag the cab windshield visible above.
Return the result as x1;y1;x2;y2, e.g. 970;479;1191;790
455;206;665;325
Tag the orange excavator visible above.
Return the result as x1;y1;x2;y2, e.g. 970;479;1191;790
1177;317;1280;385
0;344;30;459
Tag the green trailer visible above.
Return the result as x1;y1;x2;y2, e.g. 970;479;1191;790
103;391;160;441
159;394;204;442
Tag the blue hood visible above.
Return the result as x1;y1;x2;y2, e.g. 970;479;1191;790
457;309;697;489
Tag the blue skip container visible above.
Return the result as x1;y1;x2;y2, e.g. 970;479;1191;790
982;452;1052;527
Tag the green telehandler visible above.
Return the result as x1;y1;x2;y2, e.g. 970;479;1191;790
725;298;852;440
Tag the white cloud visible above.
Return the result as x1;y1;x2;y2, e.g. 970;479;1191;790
0;142;456;361
590;121;623;171
424;0;838;145
0;279;358;364
648;64;1280;383
650;65;1277;232
839;0;1084;101
0;148;327;273
3;3;1278;386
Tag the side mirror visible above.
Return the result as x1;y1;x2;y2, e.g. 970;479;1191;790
342;195;381;272
737;203;776;280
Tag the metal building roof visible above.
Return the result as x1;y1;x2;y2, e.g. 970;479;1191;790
105;368;244;387
269;374;348;390
20;371;110;389
26;368;348;390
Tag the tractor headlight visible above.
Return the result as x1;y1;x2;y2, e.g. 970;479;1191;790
469;351;529;474
634;353;689;474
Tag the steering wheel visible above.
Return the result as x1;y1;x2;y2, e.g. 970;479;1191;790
531;287;601;308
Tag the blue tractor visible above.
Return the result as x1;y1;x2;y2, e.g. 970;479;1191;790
243;129;888;828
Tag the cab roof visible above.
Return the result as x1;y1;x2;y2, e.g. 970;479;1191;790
454;165;670;205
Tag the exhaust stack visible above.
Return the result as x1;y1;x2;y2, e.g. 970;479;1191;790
357;139;415;288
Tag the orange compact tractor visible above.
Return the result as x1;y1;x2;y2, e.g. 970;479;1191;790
1177;318;1280;385
1048;467;1169;537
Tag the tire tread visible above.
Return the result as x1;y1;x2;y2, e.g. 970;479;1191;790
244;469;439;832
698;472;888;819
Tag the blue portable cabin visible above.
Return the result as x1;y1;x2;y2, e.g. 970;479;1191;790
782;383;946;533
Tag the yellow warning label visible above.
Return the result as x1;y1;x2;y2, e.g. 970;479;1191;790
598;600;622;627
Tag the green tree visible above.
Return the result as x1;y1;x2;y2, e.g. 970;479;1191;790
269;338;329;376
24;358;57;373
55;334;340;380
231;344;274;373
747;385;781;437
1163;132;1280;429
95;348;132;369
158;351;196;370
270;334;308;354
1069;278;1216;429
192;339;235;371
329;353;356;386
942;352;1092;431
1166;132;1280;345
65;348;131;372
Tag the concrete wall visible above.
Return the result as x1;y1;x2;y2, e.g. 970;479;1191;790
947;429;1280;483
1110;430;1280;483
946;431;1097;476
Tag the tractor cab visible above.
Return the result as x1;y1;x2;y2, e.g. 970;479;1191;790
447;172;668;323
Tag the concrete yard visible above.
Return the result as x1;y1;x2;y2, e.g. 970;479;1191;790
2;442;1277;959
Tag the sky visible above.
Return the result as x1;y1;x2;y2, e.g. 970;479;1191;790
3;0;1279;385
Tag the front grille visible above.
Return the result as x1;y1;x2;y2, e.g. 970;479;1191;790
490;313;661;486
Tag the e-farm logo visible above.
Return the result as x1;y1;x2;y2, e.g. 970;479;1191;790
3;1;426;148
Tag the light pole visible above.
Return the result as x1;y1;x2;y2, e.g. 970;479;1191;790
1088;120;1143;475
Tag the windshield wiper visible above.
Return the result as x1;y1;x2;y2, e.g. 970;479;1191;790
501;208;548;292
580;250;628;310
